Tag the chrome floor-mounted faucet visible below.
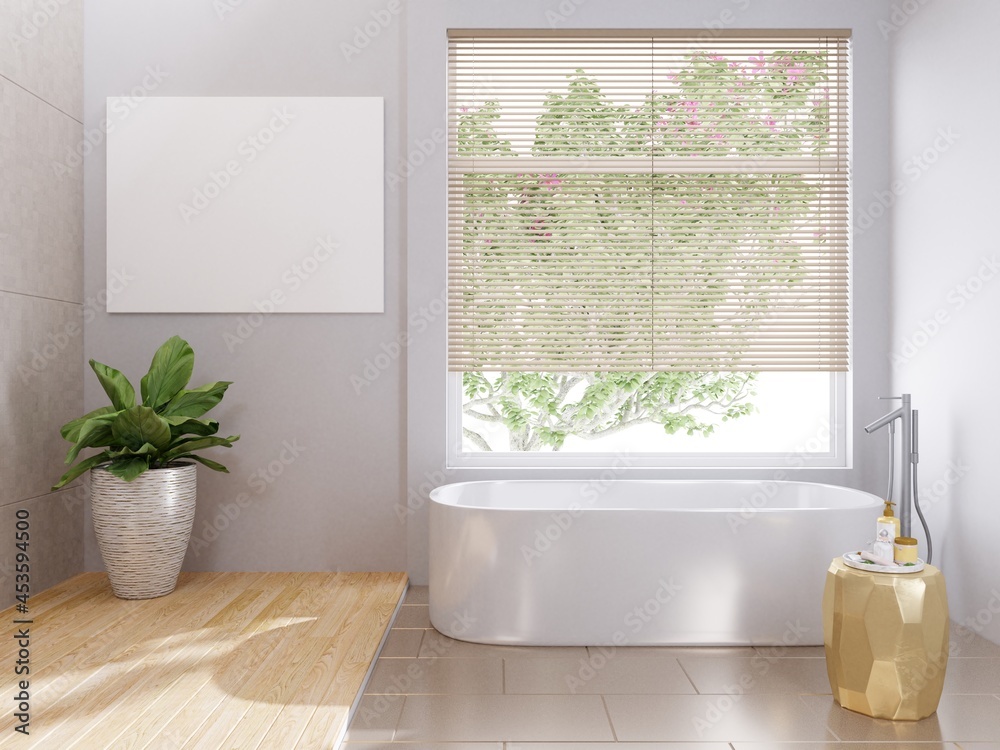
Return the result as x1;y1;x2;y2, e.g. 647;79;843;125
864;394;917;538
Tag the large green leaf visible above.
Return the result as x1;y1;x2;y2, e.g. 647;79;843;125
174;454;230;473
60;407;117;442
140;336;194;409
161;434;239;462
52;452;110;490
64;417;116;465
106;442;158;458
164;416;220;439
111;406;172;452
90;360;136;411
106;456;150;482
160;381;232;418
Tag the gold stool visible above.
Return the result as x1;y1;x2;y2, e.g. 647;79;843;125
822;558;949;720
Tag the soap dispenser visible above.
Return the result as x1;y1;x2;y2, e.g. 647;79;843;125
876;501;901;551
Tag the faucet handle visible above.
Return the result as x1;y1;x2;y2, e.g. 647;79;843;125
878;396;902;400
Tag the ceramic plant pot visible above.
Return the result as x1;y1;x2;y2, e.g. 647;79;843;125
90;463;197;599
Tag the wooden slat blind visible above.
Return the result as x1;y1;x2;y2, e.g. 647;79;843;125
447;31;850;372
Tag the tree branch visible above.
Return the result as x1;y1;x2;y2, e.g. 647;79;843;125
463;428;493;452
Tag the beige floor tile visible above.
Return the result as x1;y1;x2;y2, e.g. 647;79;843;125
604;693;837;742
510;744;732;750
505;655;695;695
592;645;757;657
395;694;614;741
396;604;433;629
419;629;587;659
344;693;405;742
366;657;503;695
800;693;1000;742
344;745;501;750
405;585;429;604
952;625;1000;657
679;655;832;694
943;659;1000;693
732;743;960;749
381;628;426;658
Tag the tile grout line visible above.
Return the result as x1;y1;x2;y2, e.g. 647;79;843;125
0;70;83;124
0;286;84;307
798;692;846;742
390;693;406;742
675;657;701;694
600;694;618;742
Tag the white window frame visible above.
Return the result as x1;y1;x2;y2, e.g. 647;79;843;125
444;29;851;470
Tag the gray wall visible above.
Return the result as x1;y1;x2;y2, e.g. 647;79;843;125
406;0;894;583
0;0;85;603
891;0;1000;643
82;0;407;573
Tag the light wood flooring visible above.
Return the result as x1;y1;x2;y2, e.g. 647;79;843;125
0;571;407;749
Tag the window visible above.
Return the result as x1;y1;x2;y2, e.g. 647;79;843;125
447;30;850;465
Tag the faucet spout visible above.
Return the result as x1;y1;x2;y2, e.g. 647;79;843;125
864;407;904;434
864;394;913;537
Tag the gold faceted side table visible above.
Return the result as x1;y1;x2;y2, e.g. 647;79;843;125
822;558;949;720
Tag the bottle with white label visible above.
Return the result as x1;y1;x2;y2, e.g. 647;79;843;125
870;501;899;562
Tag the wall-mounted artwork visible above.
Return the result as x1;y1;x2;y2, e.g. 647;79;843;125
106;96;383;313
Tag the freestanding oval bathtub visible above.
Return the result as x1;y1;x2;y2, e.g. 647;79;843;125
429;480;882;646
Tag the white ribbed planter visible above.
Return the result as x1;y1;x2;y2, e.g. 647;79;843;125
91;463;197;600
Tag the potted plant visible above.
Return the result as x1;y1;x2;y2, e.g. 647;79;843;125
53;335;239;599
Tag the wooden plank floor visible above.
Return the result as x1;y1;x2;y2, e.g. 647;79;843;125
0;571;407;749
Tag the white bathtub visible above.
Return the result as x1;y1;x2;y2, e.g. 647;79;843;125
429;480;882;646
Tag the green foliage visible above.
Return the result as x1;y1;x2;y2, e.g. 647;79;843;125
457;49;834;449
53;336;239;488
464;371;756;451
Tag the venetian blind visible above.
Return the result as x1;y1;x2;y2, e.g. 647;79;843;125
448;30;850;372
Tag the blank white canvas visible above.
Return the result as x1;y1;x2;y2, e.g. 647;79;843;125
106;96;384;312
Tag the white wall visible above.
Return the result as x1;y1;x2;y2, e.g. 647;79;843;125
81;1;905;590
406;0;894;583
83;0;407;572
890;0;1000;643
